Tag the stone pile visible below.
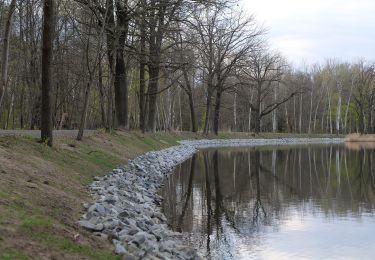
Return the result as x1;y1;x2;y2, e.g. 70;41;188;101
79;145;199;259
79;138;343;259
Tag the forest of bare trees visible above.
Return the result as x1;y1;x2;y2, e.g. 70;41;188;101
0;0;374;145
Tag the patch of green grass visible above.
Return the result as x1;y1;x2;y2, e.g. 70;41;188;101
17;216;118;259
19;216;53;233
39;234;121;260
0;249;29;260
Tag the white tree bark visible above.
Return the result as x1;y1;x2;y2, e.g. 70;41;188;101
248;91;254;132
335;81;343;134
233;92;237;131
343;78;354;133
272;84;278;132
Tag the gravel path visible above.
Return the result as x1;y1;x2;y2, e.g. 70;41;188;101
79;138;344;259
0;129;96;138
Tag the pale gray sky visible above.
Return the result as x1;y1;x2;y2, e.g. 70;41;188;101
241;0;375;66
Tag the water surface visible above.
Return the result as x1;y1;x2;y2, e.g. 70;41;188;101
160;145;375;259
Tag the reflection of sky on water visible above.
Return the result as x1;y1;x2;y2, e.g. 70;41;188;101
161;146;375;259
192;204;375;259
247;209;375;260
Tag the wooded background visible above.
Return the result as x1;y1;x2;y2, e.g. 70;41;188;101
0;0;373;141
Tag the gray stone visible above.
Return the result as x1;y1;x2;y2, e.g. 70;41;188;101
78;220;104;231
132;232;146;246
121;252;137;260
127;228;139;236
115;243;127;255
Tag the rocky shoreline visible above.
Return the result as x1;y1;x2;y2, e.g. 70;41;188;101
78;138;343;259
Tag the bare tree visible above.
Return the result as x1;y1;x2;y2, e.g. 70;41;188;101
352;61;375;133
242;51;299;133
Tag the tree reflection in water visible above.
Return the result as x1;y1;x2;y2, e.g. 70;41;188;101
160;145;375;259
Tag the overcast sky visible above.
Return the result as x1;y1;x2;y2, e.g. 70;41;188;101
241;0;375;66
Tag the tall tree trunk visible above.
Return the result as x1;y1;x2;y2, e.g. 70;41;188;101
77;77;92;141
187;90;196;132
178;89;183;130
203;88;213;135
308;86;313;134
139;2;146;132
41;0;54;146
0;0;17;115
98;58;106;127
254;86;262;134
344;79;354;133
139;64;146;132
114;50;128;128
233;91;237;131
248;91;254;132
328;90;333;134
336;82;342;135
146;0;165;132
367;100;373;133
182;69;197;132
254;111;261;134
106;69;114;131
113;0;129;129
147;65;160;132
213;88;222;135
313;85;324;133
272;85;278;132
299;93;303;133
20;86;25;129
285;103;290;132
293;95;296;133
5;91;14;129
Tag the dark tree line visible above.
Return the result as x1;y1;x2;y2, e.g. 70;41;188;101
0;0;371;146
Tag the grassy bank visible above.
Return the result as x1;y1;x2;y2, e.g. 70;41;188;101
0;130;340;259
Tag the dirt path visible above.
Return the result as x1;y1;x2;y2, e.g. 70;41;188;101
0;129;96;138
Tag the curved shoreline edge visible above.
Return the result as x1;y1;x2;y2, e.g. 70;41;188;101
78;138;343;259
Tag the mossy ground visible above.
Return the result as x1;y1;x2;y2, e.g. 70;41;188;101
0;130;340;259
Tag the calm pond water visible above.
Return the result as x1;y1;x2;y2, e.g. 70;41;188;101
160;144;375;260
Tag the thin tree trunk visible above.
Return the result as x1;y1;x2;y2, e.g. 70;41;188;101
336;82;342;135
98;58;106;127
179;89;183;130
298;94;303;134
272;84;278;132
20;86;25;129
328;89;333;134
187;90;196;132
308;86;313;134
5;91;14;129
233;91;237;131
106;66;115;131
293;95;297;133
147;65;160;132
344;79;354;133
248;91;254;132
213;88;222;135
285;103;290;132
0;0;17;114
313;84;324;132
203;89;213;135
254;87;262;134
139;16;146;132
77;78;92;141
